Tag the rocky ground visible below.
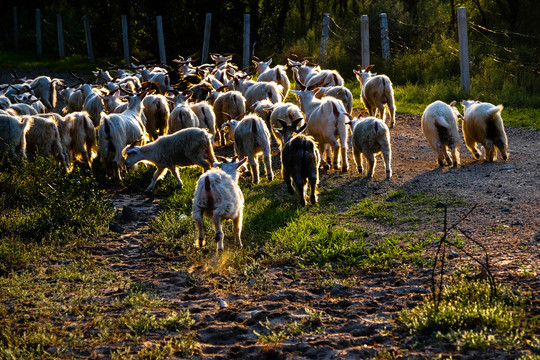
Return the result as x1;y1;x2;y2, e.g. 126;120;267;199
2;68;538;358
96;113;539;359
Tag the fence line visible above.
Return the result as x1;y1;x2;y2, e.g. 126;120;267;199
9;6;539;87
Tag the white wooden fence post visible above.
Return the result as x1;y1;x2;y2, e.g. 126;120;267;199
361;15;370;68
380;13;390;60
57;14;65;59
83;15;95;63
457;7;470;92
13;7;19;49
156;16;166;64
201;13;212;64
243;14;250;70
320;13;330;60
122;15;130;65
35;9;42;55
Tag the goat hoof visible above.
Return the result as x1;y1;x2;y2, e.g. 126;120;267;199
341;167;348;173
197;239;206;248
310;195;318;204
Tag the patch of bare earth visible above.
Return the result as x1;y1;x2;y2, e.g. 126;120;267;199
91;113;539;359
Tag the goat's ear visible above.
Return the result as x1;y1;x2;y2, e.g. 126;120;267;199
235;112;247;121
215;155;228;163
295;123;307;134
353;69;361;76
236;158;247;168
291;117;303;129
449;100;457;107
277;119;288;129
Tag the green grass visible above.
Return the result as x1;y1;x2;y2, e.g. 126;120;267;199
398;278;539;353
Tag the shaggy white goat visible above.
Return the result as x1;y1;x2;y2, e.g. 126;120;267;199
192;157;247;251
190;101;216;137
291;89;349;172
421;100;461;167
25;115;68;168
314;86;353;113
98;93;148;180
354;65;396;128
253;59;290;99
221;114;274;184
347;115;392;179
124;127;216;192
461;100;508;162
142;94;170;140
208;90;246;146
168;93;199;134
0;114;30;157
64;111;97;168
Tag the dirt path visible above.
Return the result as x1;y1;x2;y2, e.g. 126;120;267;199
91;114;539;359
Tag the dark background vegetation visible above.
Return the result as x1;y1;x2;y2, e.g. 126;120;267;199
0;0;539;88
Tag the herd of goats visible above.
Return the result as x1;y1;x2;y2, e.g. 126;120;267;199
0;54;509;250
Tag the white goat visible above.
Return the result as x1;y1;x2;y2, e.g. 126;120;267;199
314;86;353;113
291;64;343;89
253;59;290;99
190;101;216;138
64;111;97;168
143;94;170;140
277;119;320;206
192;157;247;251
124;127;216;192
98;93;148;180
221;114;274;184
0;114;30;157
346;115;392;179
208;90;246;146
168;93;199;134
13;94;46;114
25;115;67;168
267;102;304;147
461;100;508;162
354;65;396;128
243;81;283;110
291;89;349;172
28;76;61;110
421;100;461;167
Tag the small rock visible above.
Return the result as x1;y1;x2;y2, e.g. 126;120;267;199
122;205;139;222
502;208;510;212
363;231;370;238
436;201;446;208
331;283;343;295
432;240;440;245
218;299;228;308
109;222;124;234
447;251;459;259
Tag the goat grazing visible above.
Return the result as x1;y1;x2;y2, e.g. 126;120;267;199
461;100;508;162
421;100;461;167
124;127;216;192
277;118;320;206
192;157;247;251
0;114;30;157
354;65;396;128
64;111;97;168
347;115;392;179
